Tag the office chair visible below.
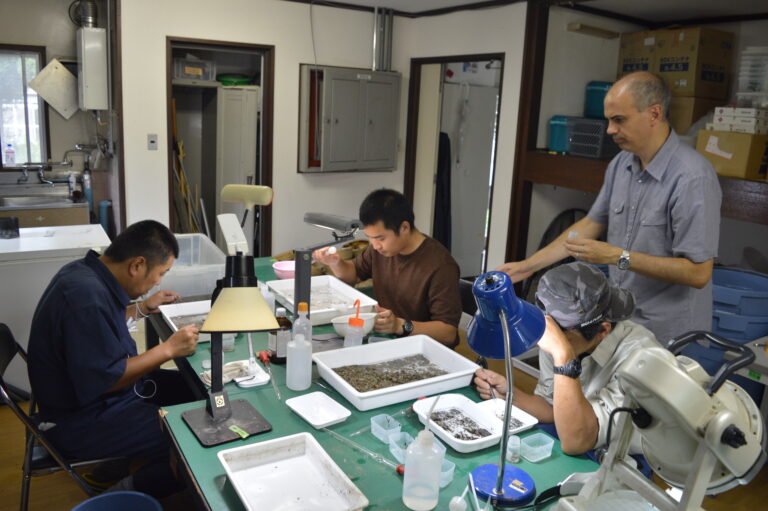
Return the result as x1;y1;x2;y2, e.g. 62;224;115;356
0;323;115;511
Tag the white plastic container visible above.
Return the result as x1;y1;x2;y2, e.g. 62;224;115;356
293;302;312;342
287;333;312;391
343;316;365;347
402;429;443;510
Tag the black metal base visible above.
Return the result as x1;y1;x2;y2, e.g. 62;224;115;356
182;398;272;447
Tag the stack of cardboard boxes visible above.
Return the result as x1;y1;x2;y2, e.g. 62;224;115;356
618;27;733;135
696;107;768;181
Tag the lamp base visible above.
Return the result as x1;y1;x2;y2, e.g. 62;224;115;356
182;398;272;447
471;464;536;507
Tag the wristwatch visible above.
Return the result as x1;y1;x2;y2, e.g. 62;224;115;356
553;359;582;378
401;319;414;337
617;249;631;270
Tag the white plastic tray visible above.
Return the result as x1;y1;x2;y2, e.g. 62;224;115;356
475;398;538;436
286;392;351;429
218;432;369;511
413;394;537;453
266;275;377;326
312;335;480;411
159;300;212;342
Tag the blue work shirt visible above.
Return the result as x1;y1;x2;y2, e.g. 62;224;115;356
588;130;721;343
28;250;138;421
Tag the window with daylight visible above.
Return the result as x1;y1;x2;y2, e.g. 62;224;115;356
0;44;48;168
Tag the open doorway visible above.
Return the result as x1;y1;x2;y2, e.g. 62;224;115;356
165;37;274;257
404;54;503;279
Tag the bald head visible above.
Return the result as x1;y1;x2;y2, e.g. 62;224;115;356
611;72;671;121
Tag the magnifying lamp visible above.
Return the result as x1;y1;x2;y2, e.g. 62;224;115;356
293;212;361;316
466;271;545;507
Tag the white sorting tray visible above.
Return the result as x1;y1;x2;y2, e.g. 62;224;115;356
286;392;351;429
217;432;369;511
312;335;480;411
158;300;233;344
413;394;537;454
266;275;377;326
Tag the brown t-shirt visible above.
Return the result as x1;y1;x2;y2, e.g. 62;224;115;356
353;236;462;329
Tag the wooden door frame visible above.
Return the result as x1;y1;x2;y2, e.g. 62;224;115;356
403;53;505;272
165;36;275;255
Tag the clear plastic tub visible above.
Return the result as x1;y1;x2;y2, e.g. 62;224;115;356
370;414;400;443
521;433;554;462
151;234;225;298
439;459;455;489
388;431;414;464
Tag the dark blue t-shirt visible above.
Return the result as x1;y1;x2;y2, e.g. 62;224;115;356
28;250;138;420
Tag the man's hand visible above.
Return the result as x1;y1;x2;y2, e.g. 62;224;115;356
538;316;576;366
374;305;402;335
563;238;621;266
143;290;181;313
312;247;341;267
495;261;533;283
473;368;507;400
166;324;199;358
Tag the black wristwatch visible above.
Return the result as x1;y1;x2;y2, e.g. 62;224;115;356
401;319;414;337
553;359;582;378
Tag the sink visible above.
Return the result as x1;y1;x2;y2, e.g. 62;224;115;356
0;196;73;207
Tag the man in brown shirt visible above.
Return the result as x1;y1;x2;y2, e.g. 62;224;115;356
313;189;462;347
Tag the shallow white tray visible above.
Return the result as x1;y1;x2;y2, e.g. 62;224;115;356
217;432;369;511
266;275;377;326
413;394;537;453
159;300;212;342
286;391;351;429
312;335;480;411
476;398;539;435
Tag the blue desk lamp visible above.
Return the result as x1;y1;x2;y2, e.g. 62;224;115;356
466;271;545;507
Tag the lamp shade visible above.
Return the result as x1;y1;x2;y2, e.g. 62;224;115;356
466;271;545;359
201;287;278;333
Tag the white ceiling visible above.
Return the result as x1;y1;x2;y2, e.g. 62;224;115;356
309;0;765;20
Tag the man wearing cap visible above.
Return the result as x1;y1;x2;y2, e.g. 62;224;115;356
474;262;660;455
496;72;721;344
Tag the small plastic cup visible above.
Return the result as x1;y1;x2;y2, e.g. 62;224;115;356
521;433;554;462
506;434;521;463
388;431;415;464
370;414;401;443
439;459;455;489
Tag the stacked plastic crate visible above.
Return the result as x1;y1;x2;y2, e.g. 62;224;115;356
683;267;768;403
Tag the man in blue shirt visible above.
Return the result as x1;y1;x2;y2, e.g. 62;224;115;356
497;72;721;343
28;220;199;498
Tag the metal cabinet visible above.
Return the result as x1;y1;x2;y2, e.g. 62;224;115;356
300;65;400;172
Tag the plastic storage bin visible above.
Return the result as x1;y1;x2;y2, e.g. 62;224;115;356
567;117;620;159
150;234;225;298
584;81;612;119
548;115;570;153
711;309;768;342
712;267;768;316
173;58;216;81
521;433;554;462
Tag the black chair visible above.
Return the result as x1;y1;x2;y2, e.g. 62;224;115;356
0;323;114;511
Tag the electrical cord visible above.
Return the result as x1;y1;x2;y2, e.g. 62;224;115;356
605;406;637;451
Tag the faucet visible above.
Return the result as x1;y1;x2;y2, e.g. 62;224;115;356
17;168;29;184
38;168;54;186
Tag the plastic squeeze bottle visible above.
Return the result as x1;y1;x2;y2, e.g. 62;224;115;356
402;429;443;510
286;333;312;391
292;301;312;342
343;316;365;347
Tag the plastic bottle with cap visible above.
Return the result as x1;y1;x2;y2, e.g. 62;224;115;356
286;333;312;391
292;301;312;342
402;429;443;510
4;144;15;166
343;315;365;347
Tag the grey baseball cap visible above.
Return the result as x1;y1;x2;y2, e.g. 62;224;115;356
535;262;635;329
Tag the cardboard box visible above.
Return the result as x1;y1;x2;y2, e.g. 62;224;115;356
669;97;721;135
696;130;768;180
617;31;659;77
734;108;768;119
656;28;734;99
714;106;735;116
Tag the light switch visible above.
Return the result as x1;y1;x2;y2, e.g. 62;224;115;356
147;134;158;150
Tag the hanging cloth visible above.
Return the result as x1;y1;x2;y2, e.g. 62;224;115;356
433;132;452;250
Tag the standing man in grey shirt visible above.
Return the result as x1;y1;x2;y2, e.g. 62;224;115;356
498;72;721;343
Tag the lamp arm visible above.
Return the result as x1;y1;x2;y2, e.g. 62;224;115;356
493;308;515;500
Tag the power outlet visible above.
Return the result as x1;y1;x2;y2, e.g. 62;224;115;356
147;134;158;150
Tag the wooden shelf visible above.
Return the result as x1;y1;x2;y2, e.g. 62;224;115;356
521;150;768;225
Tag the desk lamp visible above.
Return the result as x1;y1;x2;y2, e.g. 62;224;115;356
293;213;361;317
466;271;545;507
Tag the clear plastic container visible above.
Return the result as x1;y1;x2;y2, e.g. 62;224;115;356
402;430;444;511
286;333;312;391
388;431;415;464
293;302;312;342
506;434;521;463
343;316;365;347
151;234;226;298
521;433;554;462
439;459;455;489
370;413;401;443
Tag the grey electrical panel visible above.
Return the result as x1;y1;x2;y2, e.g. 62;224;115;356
299;65;400;173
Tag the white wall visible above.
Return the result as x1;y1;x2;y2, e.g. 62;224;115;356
395;2;528;269
120;0;402;253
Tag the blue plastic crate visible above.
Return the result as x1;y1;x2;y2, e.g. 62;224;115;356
584;81;612;119
711;309;768;342
712;267;768;316
548;115;570;153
